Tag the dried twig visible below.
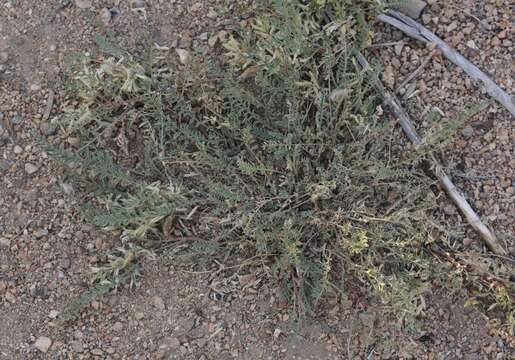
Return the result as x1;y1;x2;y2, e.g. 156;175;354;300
357;53;506;256
378;10;515;117
42;90;55;121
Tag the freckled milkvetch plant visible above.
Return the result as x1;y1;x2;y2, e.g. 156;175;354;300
51;0;455;322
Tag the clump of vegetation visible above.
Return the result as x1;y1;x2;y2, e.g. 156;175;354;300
49;0;512;330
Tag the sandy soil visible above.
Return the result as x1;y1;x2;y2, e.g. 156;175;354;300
1;0;513;359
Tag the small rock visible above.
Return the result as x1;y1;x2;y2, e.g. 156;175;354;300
179;36;192;48
67;137;80;147
446;21;458;32
48;310;60;319
461;125;474;138
91;349;103;356
94;237;104;250
207;9;217;19
199;32;209;41
208;34;218;48
91;300;101;310
30;84;41;92
463;238;473;247
130;0;145;8
35;337;52;353
5;291;15;303
13;145;23;154
0;51;8;63
0;237;11;248
70;340;84;353
466;40;478;50
99;7;112;25
329;88;350;102
396;0;427;19
0;160;12;173
443;204;456;216
383;64;395;89
217;30;228;42
34;229;49;239
40;122;57;136
160;337;181;351
61;183;75;195
60;258;71;269
491;37;501;47
152;296;165;310
175;49;190;65
75;0;92;9
112;321;123;331
109;7;120;19
24;163;39;175
135;312;145;320
10;115;23;125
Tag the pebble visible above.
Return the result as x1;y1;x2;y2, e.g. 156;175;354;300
48;310;60;319
0;160;12;172
40;122;57;136
491;37;501;47
175;49;190;65
75;0;92;9
70;340;84;353
91;349;103;356
463;238;473;247
159;337;180;351
208;34;218;48
5;292;16;302
67;137;80;147
0;237;11;248
60;257;71;269
130;0;145;9
135;312;145;320
461;125;474;138
113;321;123;331
10;115;23;125
35;337;52;353
100;7;112;25
466;40;478;50
443;204;456;216
13;145;23;154
34;229;49;239
396;0;427;19
30;84;41;92
152;296;166;310
24;163;39;175
0;51;8;63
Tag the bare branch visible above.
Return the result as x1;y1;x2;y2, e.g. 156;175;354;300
377;10;515;117
357;53;506;255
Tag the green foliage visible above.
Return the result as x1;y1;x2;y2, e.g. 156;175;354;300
51;0;512;325
58;245;153;323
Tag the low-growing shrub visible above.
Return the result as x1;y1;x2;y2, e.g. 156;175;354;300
48;0;513;330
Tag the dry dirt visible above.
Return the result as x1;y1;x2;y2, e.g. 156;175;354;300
1;0;514;359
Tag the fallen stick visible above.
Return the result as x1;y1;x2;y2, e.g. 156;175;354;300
42;90;55;121
377;10;515;117
356;53;506;256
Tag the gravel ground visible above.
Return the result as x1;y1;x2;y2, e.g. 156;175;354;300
1;0;514;359
373;0;514;252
